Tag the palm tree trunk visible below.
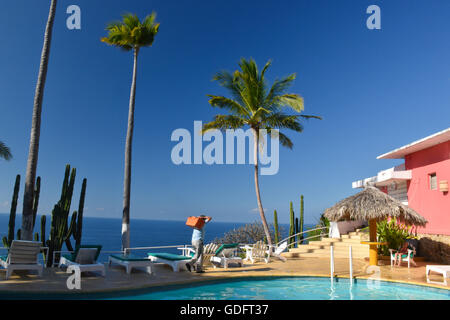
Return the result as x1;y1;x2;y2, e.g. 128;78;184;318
122;48;139;250
22;0;57;240
252;128;273;247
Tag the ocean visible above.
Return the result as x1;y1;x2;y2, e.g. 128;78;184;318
0;214;305;262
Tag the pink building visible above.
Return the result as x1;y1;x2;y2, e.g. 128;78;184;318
353;128;450;236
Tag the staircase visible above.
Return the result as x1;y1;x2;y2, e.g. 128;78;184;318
282;229;370;259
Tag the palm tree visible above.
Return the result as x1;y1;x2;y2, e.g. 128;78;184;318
0;141;12;161
203;58;321;247
22;0;58;241
101;13;160;250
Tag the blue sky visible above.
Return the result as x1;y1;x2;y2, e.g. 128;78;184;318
0;0;449;224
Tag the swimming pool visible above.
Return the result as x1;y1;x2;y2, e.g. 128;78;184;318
105;277;449;300
2;277;449;300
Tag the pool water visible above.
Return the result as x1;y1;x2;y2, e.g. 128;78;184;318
107;277;450;300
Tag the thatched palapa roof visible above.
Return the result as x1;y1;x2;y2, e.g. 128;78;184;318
324;186;427;226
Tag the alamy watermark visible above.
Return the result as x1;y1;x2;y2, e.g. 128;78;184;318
170;121;280;175
66;265;81;290
66;5;81;30
366;5;381;30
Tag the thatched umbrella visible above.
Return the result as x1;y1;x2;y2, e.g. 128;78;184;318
324;186;427;265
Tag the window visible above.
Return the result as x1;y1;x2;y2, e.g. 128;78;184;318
429;173;437;190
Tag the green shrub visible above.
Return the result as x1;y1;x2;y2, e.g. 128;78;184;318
214;221;283;245
377;218;416;256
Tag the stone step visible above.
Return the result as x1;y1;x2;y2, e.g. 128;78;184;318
331;242;369;249
311;238;363;244
340;234;368;240
289;243;369;253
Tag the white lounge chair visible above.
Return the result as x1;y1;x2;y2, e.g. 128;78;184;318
0;240;43;280
178;243;220;267
389;248;417;268
241;240;269;264
147;253;192;272
426;265;450;285
109;254;153;275
210;243;243;269
59;245;105;276
267;241;288;262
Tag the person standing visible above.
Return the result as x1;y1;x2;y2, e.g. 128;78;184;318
186;215;212;273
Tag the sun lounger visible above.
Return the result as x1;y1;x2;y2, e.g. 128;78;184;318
426;265;450;285
241;240;269;264
59;244;105;276
109;254;153;274
267;241;288;262
147;253;192;272
0;240;43;280
178;243;220;267
210;243;243;269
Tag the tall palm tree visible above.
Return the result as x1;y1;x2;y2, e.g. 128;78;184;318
203;58;321;247
0;141;12;161
101;13;160;250
22;0;58;240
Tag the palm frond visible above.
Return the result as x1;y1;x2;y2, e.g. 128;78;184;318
265;73;296;106
300;114;323;120
265;129;293;149
202;115;246;133
263;113;304;133
207;95;250;117
269;93;304;112
0;141;12;161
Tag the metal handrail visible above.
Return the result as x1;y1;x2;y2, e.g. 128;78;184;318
278;226;329;247
124;244;190;254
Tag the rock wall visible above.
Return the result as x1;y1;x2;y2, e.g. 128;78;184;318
417;234;450;264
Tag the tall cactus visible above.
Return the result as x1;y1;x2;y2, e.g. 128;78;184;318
40;215;47;262
73;178;86;247
32;177;41;230
289;201;295;247
273;210;279;244
295;217;299;247
2;175;42;248
2;175;20;248
43;165;86;267
299;195;304;242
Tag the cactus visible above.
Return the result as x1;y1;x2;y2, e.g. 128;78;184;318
2;175;20;248
40;215;46;246
39;215;47;264
73;178;86;247
299;195;304;243
43;165;86;267
2;175;42;248
295;217;299;247
289;201;295;247
32;177;41;230
273;210;279;244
